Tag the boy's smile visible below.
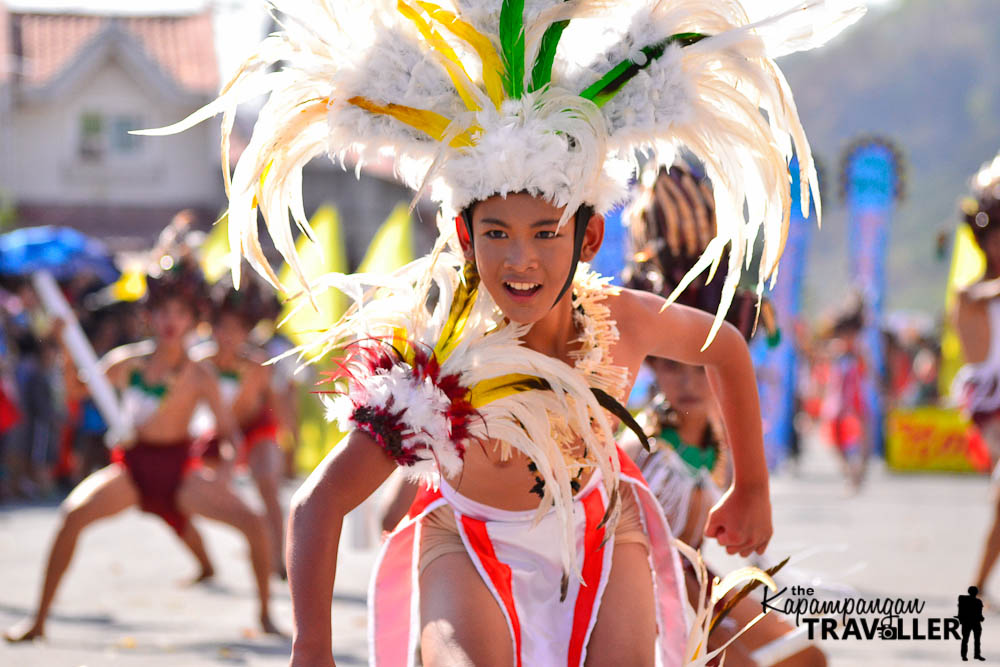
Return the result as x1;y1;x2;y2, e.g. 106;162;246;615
503;280;543;300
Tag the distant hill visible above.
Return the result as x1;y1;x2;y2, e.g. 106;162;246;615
778;0;1000;323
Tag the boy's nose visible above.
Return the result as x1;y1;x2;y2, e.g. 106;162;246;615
503;241;539;271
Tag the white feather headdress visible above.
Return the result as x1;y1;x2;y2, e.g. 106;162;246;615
136;0;865;591
140;0;864;335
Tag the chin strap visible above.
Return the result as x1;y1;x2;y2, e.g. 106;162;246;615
459;204;594;310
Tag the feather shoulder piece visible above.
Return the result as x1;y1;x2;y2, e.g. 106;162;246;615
282;253;628;580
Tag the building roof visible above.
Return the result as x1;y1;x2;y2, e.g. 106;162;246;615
7;10;217;93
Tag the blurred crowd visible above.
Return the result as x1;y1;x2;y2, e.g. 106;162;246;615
0;256;301;504
0;271;131;500
791;297;943;486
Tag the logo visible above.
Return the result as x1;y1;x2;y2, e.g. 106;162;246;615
957;586;986;662
760;584;985;659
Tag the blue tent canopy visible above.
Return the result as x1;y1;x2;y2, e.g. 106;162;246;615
0;226;120;284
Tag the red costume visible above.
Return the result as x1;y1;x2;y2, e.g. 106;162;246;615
113;440;200;535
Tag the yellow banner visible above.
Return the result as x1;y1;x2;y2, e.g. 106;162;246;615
886;406;988;473
277;204;348;346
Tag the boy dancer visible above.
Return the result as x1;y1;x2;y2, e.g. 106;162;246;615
147;1;864;663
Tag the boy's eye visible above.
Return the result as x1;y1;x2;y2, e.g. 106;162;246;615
536;230;558;239
483;229;507;239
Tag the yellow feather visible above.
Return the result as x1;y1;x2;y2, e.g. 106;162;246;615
414;1;505;109
391;327;416;365
250;160;273;209
346;97;476;147
433;272;477;362
397;0;483;112
468;374;546;408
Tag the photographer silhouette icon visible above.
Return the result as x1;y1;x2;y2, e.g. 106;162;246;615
959;586;986;661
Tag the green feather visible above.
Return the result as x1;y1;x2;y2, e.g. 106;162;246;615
499;0;526;99
529;18;569;92
580;32;706;108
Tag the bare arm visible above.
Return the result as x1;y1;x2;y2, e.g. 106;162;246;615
52;324;148;393
628;290;771;555
288;430;397;665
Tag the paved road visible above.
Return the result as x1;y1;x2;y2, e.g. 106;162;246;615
1;437;996;666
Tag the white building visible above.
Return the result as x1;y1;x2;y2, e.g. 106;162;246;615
0;2;432;261
0;4;227;250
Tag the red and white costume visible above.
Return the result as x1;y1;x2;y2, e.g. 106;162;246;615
371;449;688;667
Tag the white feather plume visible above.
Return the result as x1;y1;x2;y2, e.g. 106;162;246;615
139;0;862;338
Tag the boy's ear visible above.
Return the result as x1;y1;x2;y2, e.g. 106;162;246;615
579;212;605;263
455;215;474;262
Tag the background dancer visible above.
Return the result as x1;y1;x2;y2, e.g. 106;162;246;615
817;298;871;491
953;152;1000;599
197;276;287;577
623;162;827;667
4;257;279;642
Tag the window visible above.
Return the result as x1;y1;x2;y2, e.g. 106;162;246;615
111;115;141;153
78;112;143;161
79;112;104;161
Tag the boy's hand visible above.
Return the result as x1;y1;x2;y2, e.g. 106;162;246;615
703;481;772;557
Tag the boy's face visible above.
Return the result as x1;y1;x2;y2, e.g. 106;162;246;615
149;297;196;344
469;193;602;324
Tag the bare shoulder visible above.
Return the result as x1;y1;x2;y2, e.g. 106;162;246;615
603;287;668;347
242;345;271;367
233;346;270;383
604;286;742;364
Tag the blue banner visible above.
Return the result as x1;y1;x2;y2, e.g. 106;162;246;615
591;202;627;286
753;157;816;467
843;139;902;456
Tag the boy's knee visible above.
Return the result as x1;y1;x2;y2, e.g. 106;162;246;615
795;646;828;667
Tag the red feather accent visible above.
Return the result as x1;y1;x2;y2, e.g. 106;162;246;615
330;334;479;469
